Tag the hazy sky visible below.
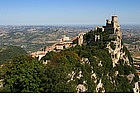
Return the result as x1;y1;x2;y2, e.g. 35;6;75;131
0;0;140;25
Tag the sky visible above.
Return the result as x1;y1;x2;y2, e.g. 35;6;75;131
0;0;140;25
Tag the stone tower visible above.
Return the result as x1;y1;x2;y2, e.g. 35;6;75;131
112;16;118;22
111;16;120;33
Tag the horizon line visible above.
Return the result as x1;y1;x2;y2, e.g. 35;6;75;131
0;23;140;27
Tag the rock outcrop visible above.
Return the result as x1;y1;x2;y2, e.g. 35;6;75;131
40;16;139;93
74;16;139;93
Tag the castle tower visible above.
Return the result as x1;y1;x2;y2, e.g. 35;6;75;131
112;16;118;23
112;16;118;29
111;16;120;33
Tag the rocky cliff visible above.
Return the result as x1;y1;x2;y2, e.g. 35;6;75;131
67;16;139;93
40;27;139;93
41;16;139;93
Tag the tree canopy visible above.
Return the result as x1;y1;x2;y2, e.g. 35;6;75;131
0;46;27;65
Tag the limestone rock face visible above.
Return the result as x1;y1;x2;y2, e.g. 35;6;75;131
106;23;139;92
72;16;140;93
77;84;87;93
39;16;139;93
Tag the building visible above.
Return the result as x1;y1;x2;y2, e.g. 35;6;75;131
31;32;87;60
55;35;73;51
95;15;122;43
54;43;65;51
104;16;121;34
96;16;121;34
60;35;70;42
31;51;46;60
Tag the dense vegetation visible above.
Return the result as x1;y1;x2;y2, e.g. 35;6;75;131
0;30;139;93
0;46;27;65
0;53;80;93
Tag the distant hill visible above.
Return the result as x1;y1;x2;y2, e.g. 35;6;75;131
0;46;27;65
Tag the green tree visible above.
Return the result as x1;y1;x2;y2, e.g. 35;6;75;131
0;46;27;65
1;55;46;93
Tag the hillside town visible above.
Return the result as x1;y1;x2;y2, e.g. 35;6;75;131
30;33;85;60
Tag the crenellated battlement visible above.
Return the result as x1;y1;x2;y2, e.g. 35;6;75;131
96;15;121;34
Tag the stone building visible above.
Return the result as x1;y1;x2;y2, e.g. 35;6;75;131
95;16;122;43
104;16;120;33
96;16;121;34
